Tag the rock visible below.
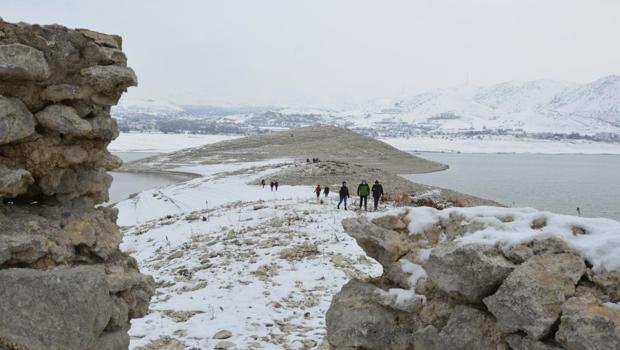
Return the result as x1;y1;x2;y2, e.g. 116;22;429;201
426;242;515;302
555;293;620;349
80;65;137;94
213;330;233;339
325;280;414;350
35;104;93;137
500;237;573;264
134;336;186;350
436;305;508;350
593;271;620;302
341;216;411;267
78;29;122;49
484;253;586;339
41;84;88;102
0;165;33;197
0;43;50;80
413;325;440;350
505;334;562;350
0;19;153;349
0;267;112;350
214;340;237;349
0;96;35;145
371;214;408;231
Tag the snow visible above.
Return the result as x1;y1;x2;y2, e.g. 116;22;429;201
405;206;620;272
399;259;428;289
380;136;620;155
407;206;439;235
117;159;386;349
109;132;242;153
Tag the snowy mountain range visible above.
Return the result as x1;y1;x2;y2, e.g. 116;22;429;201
113;75;620;140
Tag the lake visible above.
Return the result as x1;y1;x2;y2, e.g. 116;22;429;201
107;152;187;204
404;153;620;221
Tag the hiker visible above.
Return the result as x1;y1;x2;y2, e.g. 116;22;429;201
372;180;384;210
275;180;279;191
307;158;310;163
357;180;370;211
261;179;266;188
270;181;274;191
337;181;350;210
314;184;322;199
324;186;330;197
576;207;582;216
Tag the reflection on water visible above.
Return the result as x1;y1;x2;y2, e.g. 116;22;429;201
403;152;620;221
107;152;186;204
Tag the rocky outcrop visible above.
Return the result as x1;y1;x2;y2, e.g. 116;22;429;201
325;208;620;350
0;19;153;350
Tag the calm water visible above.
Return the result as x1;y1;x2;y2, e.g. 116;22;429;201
107;152;185;204
404;153;620;221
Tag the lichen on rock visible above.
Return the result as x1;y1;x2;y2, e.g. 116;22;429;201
0;18;153;350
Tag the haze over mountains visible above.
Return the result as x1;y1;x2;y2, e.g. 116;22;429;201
114;75;620;141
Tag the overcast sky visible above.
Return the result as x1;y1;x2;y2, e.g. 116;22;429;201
3;0;620;107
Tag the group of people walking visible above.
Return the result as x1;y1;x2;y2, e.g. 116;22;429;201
315;180;384;211
261;179;279;191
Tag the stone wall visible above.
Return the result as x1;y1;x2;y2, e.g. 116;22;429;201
325;210;620;350
0;19;153;350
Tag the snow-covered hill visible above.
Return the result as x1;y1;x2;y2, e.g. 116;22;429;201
113;76;620;140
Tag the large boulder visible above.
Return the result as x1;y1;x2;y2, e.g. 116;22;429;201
426;242;515;302
435;306;507;350
555;293;620;349
325;280;414;350
0;267;112;350
342;216;412;267
0;43;50;80
0;95;35;145
484;253;586;339
80;65;137;94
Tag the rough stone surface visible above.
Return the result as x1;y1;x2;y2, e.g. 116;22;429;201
436;305;508;350
325;280;415;350
484;253;586;339
0;18;153;350
0;267;111;350
556;293;620;350
426;242;515;302
0;96;35;145
0;43;50;80
506;334;563;350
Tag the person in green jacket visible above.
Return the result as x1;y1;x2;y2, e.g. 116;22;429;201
357;180;370;211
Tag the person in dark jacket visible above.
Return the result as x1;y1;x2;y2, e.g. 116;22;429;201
324;186;330;197
270;181;274;191
261;179;266;188
314;184;322;199
372;180;384;210
357;180;370;211
337;182;350;210
275;180;279;191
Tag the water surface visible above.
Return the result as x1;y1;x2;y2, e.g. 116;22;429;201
403;153;620;221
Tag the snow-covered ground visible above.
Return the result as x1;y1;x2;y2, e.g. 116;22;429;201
117;160;385;349
116;147;620;349
380;136;620;154
109;132;242;153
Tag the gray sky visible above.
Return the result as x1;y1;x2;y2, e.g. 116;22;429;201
3;0;620;108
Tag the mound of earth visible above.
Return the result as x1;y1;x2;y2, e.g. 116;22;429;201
121;126;497;207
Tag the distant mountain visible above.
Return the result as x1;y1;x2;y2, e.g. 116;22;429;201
112;76;620;140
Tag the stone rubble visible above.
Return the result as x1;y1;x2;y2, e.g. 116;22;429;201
324;208;620;350
0;19;153;350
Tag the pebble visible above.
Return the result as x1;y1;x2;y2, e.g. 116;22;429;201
213;329;232;339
